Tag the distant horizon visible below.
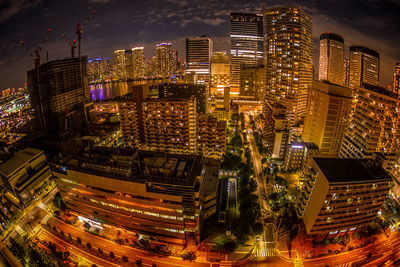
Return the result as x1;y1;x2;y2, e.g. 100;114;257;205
0;0;399;89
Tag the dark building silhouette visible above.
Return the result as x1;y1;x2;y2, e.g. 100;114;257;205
27;57;90;136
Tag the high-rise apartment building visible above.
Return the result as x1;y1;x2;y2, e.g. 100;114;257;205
143;98;197;154
349;46;379;88
186;36;213;84
210;52;230;95
264;7;313;124
132;47;145;79
157;83;207;114
87;57;112;82
239;65;266;100
393;62;400;97
262;102;291;158
196;114;227;159
303;81;352;157
230;13;263;93
340;84;400;159
114;49;133;79
319;33;344;86
27;57;90;136
344;59;350;88
156;43;175;77
284;142;319;173
298;157;392;235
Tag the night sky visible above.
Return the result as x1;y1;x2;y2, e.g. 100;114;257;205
0;0;399;90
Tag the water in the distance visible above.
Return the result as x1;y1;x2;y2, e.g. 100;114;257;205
90;81;130;101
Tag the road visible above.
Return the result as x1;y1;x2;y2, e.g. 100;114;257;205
302;230;400;267
39;216;212;267
245;115;275;259
2;185;57;242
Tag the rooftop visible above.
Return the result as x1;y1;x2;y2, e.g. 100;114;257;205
313;158;392;184
61;148;202;186
0;147;43;178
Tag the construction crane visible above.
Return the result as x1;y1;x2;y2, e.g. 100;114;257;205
61;34;77;57
18;28;52;67
76;9;95;58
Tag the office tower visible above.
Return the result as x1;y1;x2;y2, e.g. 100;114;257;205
349;46;379;88
196;114;227;159
210;52;230;95
119;85;149;147
344;59;350;87
298;157;392;235
27;57;90;135
114;49;133;79
53;148;218;247
230;13;263;93
284;142;319;173
393;62;400;96
303;81;352;157
157;83;207;114
143;98;197;154
0;148;51;205
239;65;266;99
262;102;291;158
319;33;345;85
224;86;230;110
340;84;400;159
132;47;145;79
186;36;213;84
156;43;175;77
264;7;313;124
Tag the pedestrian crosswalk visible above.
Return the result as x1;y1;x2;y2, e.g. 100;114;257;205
294;260;304;267
256;248;276;257
335;263;352;267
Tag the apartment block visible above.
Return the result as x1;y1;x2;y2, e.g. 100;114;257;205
196;114;227;159
303;81;352;157
298;157;392;236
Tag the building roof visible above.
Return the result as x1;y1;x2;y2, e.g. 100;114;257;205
320;32;344;43
360;83;398;99
313;158;392;184
0;148;43;178
350;46;379;58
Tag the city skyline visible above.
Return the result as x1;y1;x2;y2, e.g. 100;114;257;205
0;0;399;89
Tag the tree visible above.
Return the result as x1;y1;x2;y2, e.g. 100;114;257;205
77;237;82;244
181;251;197;262
87;242;92;249
109;251;115;258
135;259;142;266
53;192;66;211
122;255;129;262
98;247;103;254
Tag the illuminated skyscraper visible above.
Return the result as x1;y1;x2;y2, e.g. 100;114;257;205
393;62;400;97
340;84;400;160
114;49;132;79
210;52;230;95
264;7;313;124
230;13;263;94
344;59;350;87
131;47;145;79
303;81;352;157
319;33;344;86
156;43;175;77
349;46;379;88
186;36;213;84
87;57;112;81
